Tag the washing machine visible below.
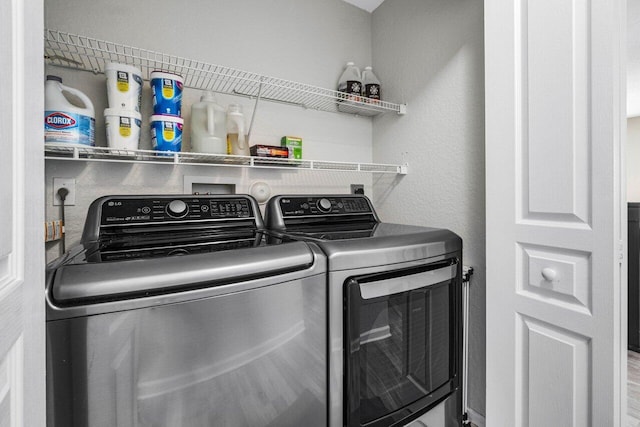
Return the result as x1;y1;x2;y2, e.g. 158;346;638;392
265;194;463;427
46;194;327;427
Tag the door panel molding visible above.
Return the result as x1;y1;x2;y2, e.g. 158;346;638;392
518;0;592;225
517;243;592;314
0;284;22;361
0;336;24;427
516;315;591;427
0;0;14;263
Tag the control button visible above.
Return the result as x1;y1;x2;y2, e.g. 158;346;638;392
201;205;209;212
301;203;309;210
317;198;332;213
166;200;188;218
141;206;151;214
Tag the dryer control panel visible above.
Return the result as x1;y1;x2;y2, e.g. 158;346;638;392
265;194;379;231
278;196;373;217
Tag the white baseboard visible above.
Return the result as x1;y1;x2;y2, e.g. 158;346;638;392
466;408;485;427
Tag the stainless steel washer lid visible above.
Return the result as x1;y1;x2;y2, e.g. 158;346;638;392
298;223;461;270
50;241;315;304
264;194;462;270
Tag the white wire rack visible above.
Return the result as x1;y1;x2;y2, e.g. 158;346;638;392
44;29;407;117
44;144;409;174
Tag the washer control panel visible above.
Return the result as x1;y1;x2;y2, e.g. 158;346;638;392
99;197;254;225
278;196;373;217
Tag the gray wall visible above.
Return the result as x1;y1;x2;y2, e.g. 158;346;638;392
371;0;486;416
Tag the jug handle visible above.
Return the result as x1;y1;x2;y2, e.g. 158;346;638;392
206;104;215;136
61;85;94;111
236;120;247;150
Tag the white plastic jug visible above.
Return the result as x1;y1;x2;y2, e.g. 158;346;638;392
361;66;381;101
337;62;362;102
190;91;227;154
226;104;248;156
44;75;95;146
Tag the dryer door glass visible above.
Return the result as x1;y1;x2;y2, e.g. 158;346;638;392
344;259;461;427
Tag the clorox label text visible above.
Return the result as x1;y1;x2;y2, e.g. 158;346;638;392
46;112;76;128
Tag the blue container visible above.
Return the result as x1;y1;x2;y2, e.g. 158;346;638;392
150;71;183;116
150;114;183;154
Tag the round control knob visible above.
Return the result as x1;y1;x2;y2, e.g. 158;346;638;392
166;200;188;218
317;198;332;213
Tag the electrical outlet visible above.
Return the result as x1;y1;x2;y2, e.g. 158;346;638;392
53;178;76;206
350;184;364;195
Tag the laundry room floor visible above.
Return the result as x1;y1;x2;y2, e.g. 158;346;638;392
629;350;640;427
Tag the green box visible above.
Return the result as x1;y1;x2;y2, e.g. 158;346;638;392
281;136;303;159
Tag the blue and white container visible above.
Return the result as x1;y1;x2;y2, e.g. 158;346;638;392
44;75;95;146
150;114;183;154
150;71;183;116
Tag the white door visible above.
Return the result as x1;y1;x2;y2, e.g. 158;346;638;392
485;0;626;425
0;0;45;425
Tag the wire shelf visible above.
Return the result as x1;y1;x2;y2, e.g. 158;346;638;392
44;29;407;117
44;144;408;174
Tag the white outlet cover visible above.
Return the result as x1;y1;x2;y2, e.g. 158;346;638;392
53;178;76;206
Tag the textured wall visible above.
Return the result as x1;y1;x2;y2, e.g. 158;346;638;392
371;0;486;416
44;0;375;261
629;117;640;202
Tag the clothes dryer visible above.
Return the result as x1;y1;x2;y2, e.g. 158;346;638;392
265;194;463;427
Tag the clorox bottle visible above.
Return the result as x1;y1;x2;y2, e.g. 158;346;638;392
44;75;95;146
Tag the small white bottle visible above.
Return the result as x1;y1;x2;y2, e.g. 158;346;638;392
337;62;362;102
361;66;382;103
226;104;249;156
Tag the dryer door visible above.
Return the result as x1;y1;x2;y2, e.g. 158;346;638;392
344;258;462;427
